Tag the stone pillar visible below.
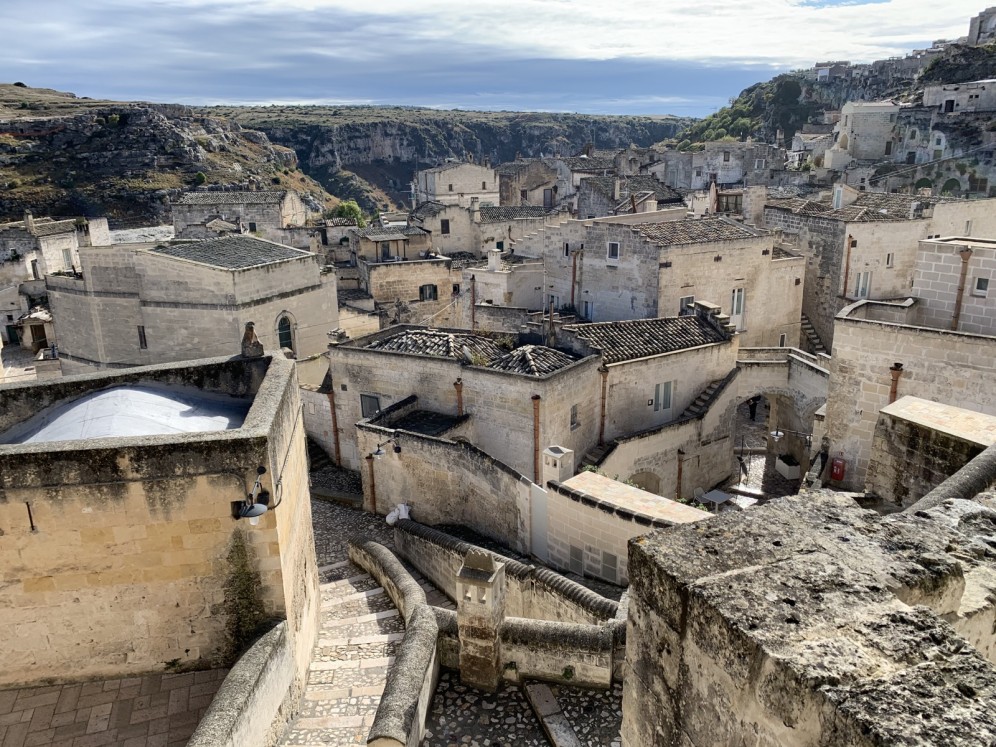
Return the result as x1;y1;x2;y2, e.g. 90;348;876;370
456;549;506;692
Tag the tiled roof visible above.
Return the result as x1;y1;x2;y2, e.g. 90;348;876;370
766;192;958;223
625;175;684;204
174;190;288;205
479;206;554;224
772;246;801;259
32;219;78;237
365;329;504;363
564;316;729;364
411;201;448;219
324;217;357;227
353;226;429;240
487;345;578;376
337;288;373;305
637;217;761;246
148;236;311;269
558;156;615;171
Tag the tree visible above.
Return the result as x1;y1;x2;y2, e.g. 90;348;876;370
326;199;366;227
194;171;207;186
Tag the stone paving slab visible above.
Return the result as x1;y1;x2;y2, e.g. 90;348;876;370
0;670;226;747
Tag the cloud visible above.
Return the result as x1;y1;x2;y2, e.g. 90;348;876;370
0;0;982;115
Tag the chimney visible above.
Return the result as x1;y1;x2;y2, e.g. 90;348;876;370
488;247;501;271
241;321;264;358
470;196;481;223
23;210;34;233
542;446;575;487
612;178;622;201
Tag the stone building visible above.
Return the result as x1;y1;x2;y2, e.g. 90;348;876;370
647;142;786;191
172;190;308;241
0;212;110;283
511;215;804;348
923;78;996;114
47;235;337;374
0;353;318;690
912;236;995;335
968;6;996;44
576;175;684;219
823;101;900;171
409;199;562;257
412;162;499;206
824;296;996;495
346;225;432;263
763;190;996;349
496;160;560;207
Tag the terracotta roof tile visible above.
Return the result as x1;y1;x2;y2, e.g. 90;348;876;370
174;190;288;205
637;217;761;245
148;236;311;269
565;316;729;364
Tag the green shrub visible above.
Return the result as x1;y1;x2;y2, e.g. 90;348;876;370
194;171;207;185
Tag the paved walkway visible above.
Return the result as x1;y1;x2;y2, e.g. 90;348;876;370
0;344;37;385
0;670;226;747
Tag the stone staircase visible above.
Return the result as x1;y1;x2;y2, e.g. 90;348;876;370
679;377;727;420
307;437;333;472
579;441;617;471
278;554;453;747
800;314;828;356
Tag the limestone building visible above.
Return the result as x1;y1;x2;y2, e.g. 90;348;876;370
823;100;901;171
172;190;308;241
409;199;562;257
576;175;684;219
412;162;499;206
47;235;338;374
0;212;110;283
0;353;318;690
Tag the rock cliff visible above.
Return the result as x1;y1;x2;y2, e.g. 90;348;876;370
0;84;332;223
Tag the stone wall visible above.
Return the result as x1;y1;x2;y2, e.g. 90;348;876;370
0;355;319;688
622;491;996;747
826;300;996;491
393;520;618;625
913;238;996;335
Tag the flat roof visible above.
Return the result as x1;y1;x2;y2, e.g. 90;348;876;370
561;471;710;525
0;384;250;444
880;396;996;448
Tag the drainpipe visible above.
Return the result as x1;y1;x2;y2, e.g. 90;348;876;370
470;274;476;331
325;384;342;466
951;247;973;331
364;454;377;514
570;247;578;308
532;394;541;483
841;234;854;297
454;377;464;416
548;299;556;346
676;449;685;501
598;366;609;445
888;362;904;404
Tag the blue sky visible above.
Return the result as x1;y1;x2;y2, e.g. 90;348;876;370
0;0;980;117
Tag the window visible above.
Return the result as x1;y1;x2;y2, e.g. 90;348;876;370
606;241;620;263
854;271;872;299
909;130;918;140
277;316;294;351
360;394;381;419
582;300;594;319
778;333;787;348
694;168;702;178
600;552;618;583
730;287;746;330
440;219;450;235
496;241;504;251
884;141;893;156
974;277;989;297
886;253;894;268
547;293;560;309
62;247;73;269
248;222;257;232
448;183;453;192
935;137;942;146
723;151;731;162
419;284;438;301
754;159;766;169
482;181;487;190
653;381;673;413
138;326;148;350
570;404;580;429
520;189;528;200
965;220;973;236
452;283;461;296
569;545;583;575
380;241;391;259
889;113;896;122
564;242;570;258
679;296;695;315
31;259;39;280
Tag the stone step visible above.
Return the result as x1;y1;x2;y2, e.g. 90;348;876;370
525;681;583;747
321;586;385;606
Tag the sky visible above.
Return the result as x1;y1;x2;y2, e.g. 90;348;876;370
0;0;983;117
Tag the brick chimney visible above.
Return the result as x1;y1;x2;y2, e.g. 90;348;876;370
23;210;34;233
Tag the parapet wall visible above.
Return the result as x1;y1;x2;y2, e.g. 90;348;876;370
393;519;618;624
622;491;996;747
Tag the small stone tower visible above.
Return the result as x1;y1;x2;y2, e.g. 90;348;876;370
456;548;506;691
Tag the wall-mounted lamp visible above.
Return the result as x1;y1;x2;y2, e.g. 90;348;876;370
769;428;813;447
232;466;271;526
371;439;402;459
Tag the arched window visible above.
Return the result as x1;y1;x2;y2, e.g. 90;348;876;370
277;315;294;353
